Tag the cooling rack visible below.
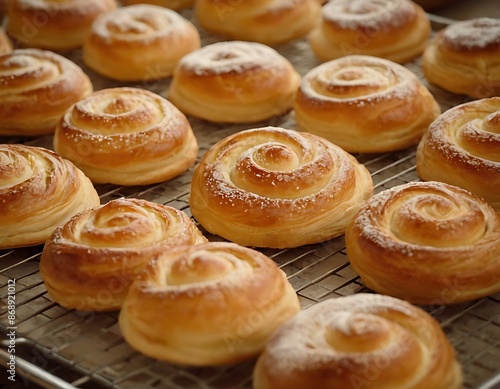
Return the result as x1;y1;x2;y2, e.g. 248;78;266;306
1;6;500;389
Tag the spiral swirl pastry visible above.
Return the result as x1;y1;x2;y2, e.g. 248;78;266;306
54;87;198;186
417;98;500;209
119;242;300;365
0;49;93;136
83;4;200;81
253;293;463;389
189;127;373;248
294;55;440;153
168;41;301;123
195;0;321;45
423;18;500;98
345;181;500;304
0;144;100;249
121;0;194;11
6;0;117;50
40;198;207;311
309;0;430;64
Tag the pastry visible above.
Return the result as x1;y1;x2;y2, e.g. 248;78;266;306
0;144;100;249
121;0;194;11
40;198;207;311
168;41;301;123
54;87;198;186
309;0;431;64
119;242;300;366
189;126;373;248
345;181;500;304
6;0;117;51
0;29;12;55
0;49;93;136
294;55;441;153
83;4;200;81
194;0;321;46
422;18;500;98
417;97;500;209
253;293;463;389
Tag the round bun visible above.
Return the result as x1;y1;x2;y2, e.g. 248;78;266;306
0;144;100;249
345;181;500;304
0;49;93;136
416;97;500;209
189;126;373;248
309;0;430;63
6;0;117;51
0;29;12;55
119;242;300;366
168;41;301;123
121;0;194;11
253;293;462;389
294;55;440;153
422;18;500;98
195;0;321;45
40;198;207;312
54;87;198;186
83;4;200;81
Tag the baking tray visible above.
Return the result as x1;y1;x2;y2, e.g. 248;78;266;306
1;6;500;389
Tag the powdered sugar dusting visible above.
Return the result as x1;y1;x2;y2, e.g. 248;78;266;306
442;18;500;50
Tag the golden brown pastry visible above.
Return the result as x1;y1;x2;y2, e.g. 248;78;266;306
294;55;441;153
422;18;500;98
40;198;207;311
54;87;198;186
309;0;431;64
83;4;200;81
0;49;93;136
253;293;463;389
0;29;12;55
168;41;301;123
195;0;321;46
417;97;500;209
121;0;194;11
189;126;373;248
6;0;117;51
345;181;500;305
0;144;100;249
119;242;300;366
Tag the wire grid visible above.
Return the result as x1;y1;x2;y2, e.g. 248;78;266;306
1;9;499;389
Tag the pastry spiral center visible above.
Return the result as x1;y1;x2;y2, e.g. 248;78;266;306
456;114;500;162
253;144;299;171
0;54;60;91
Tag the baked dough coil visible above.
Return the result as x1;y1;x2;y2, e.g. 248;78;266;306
0;144;100;249
194;0;321;46
416;97;500;209
309;0;430;64
119;242;300;366
40;198;207;311
0;49;93;136
189;126;373;248
6;0;117;51
422;18;500;98
83;4;200;81
345;181;500;305
168;41;301;123
54;87;198;186
294;55;440;153
121;0;194;11
253;293;462;389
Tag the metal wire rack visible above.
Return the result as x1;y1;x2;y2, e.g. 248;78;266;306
1;7;500;389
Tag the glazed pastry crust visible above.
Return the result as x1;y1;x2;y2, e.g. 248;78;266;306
40;198;207;311
253;294;462;389
294;55;440;153
119;242;300;366
0;144;100;249
168;41;301;123
189;126;373;248
0;49;93;136
345;181;500;304
121;0;194;11
54;87;198;186
416;97;500;209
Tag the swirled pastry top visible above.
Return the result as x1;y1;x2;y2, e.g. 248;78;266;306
0;144;100;249
253;293;462;389
345;181;500;304
189;126;373;248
